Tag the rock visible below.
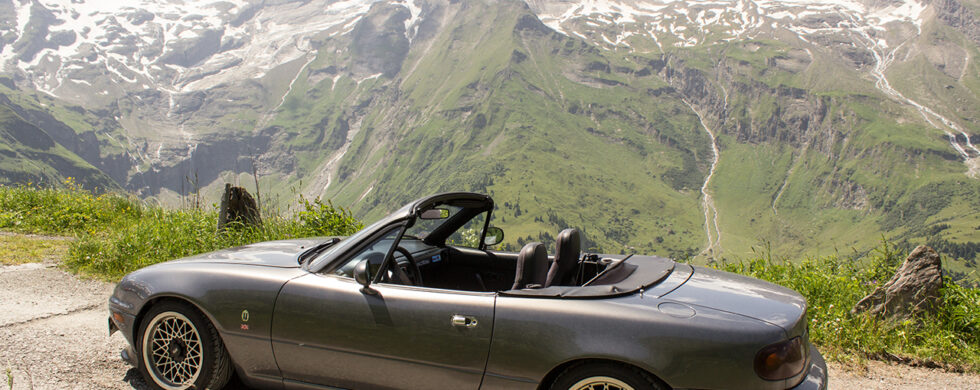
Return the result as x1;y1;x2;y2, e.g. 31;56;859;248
156;28;223;67
217;183;262;230
852;246;944;320
349;2;410;78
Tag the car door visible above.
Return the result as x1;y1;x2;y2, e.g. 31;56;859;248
271;272;496;389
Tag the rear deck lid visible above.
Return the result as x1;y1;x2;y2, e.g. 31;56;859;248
661;266;806;332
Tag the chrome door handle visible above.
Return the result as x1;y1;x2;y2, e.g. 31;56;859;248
451;315;478;328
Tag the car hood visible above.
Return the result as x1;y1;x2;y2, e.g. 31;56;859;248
171;238;332;268
660;265;806;332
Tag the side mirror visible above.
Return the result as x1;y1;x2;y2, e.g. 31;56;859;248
420;208;450;220
484;226;504;246
354;260;372;288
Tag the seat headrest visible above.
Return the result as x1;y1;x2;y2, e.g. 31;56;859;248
544;229;582;287
556;228;581;258
513;242;548;290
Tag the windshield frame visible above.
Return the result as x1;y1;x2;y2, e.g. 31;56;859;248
305;211;407;273
305;193;494;273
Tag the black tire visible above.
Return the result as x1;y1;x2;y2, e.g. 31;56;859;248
137;301;232;390
550;362;668;390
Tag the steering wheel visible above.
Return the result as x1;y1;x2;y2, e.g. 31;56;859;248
392;246;423;286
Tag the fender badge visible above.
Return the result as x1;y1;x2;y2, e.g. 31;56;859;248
242;310;250;322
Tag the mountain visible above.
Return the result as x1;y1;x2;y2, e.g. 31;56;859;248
0;101;117;191
0;0;977;277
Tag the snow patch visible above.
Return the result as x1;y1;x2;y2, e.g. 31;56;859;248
533;0;927;50
8;0;380;95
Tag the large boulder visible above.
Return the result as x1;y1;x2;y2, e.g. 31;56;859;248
852;245;944;320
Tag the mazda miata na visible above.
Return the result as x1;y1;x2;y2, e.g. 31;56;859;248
108;192;827;390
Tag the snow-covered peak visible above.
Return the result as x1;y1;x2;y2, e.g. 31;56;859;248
0;0;425;98
528;0;927;50
0;0;932;103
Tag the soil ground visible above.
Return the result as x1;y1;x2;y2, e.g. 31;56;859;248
0;234;977;389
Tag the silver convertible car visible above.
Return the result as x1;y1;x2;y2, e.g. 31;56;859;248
108;192;827;390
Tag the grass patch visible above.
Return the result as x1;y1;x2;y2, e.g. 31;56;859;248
0;179;140;235
715;241;980;371
0;234;70;265
0;185;362;280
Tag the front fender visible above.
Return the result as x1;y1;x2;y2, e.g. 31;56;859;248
109;262;305;381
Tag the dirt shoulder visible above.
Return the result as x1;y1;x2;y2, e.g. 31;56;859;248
828;360;980;389
0;261;144;389
0;234;977;389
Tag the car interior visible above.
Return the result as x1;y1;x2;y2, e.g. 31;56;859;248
329;199;638;293
388;229;635;292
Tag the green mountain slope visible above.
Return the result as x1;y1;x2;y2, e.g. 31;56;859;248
0;104;117;191
264;2;715;256
248;1;979;276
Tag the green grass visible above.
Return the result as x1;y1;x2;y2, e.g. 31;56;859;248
0;234;70;265
0;185;361;280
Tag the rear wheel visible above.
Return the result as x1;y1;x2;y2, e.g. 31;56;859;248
550;363;667;390
138;302;232;390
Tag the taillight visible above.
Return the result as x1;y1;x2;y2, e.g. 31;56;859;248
754;336;806;380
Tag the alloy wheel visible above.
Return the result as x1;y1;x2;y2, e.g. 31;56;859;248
142;311;203;389
569;376;636;390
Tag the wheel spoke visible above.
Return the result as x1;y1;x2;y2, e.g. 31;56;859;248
570;376;635;390
144;311;206;388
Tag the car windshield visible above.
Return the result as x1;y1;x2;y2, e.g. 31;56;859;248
310;217;388;266
405;205;488;248
404;205;464;239
307;196;491;270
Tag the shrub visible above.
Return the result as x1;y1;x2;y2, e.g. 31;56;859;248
295;196;363;237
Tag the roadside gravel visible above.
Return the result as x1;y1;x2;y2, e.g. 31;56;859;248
828;361;980;389
0;261;145;389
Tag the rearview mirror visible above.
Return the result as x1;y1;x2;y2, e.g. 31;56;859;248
484;226;504;246
354;260;373;292
420;208;450;220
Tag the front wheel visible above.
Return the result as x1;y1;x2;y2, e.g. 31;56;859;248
550;363;668;390
138;302;232;390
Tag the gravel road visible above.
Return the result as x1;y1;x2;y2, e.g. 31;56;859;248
0;238;977;389
0;261;145;389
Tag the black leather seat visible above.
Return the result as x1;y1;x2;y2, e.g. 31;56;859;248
545;228;581;287
512;242;548;289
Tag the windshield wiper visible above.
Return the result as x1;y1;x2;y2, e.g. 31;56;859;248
299;238;341;265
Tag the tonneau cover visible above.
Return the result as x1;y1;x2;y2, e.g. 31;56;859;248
500;255;675;298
